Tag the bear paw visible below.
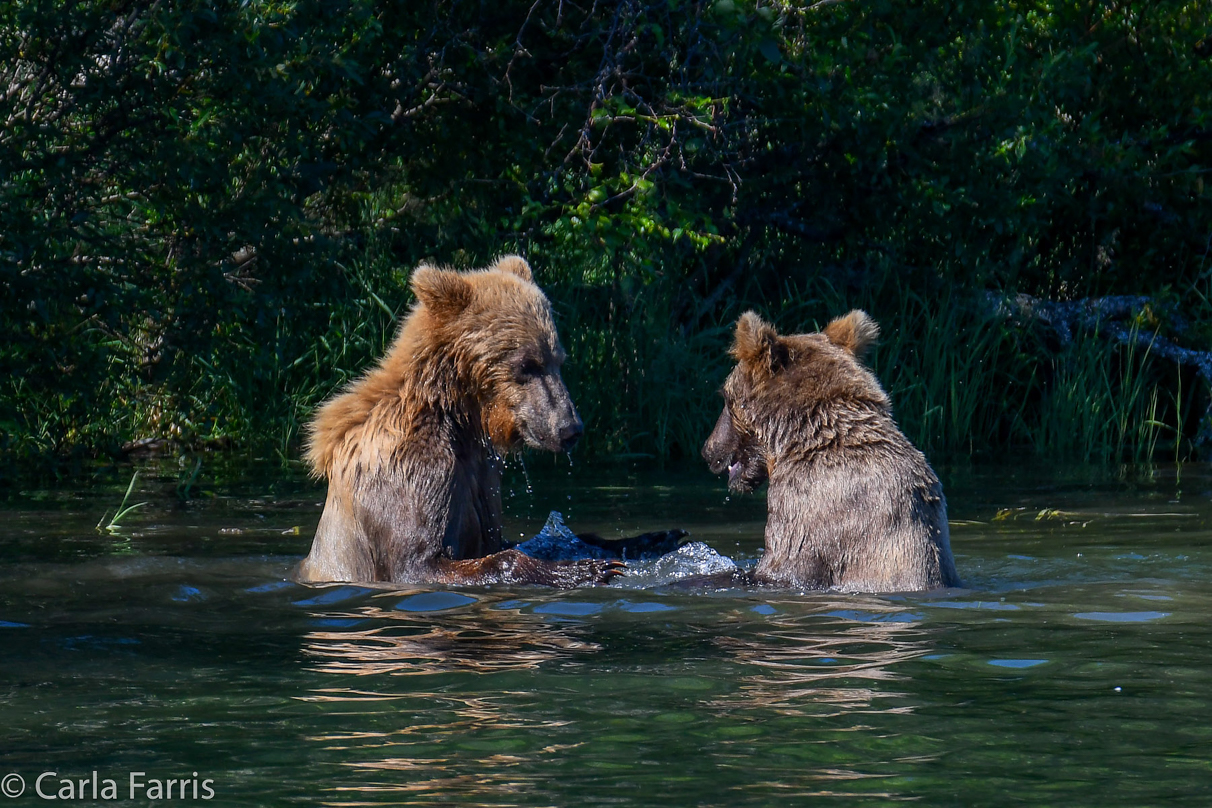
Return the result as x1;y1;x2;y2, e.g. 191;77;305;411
481;549;624;588
544;557;627;588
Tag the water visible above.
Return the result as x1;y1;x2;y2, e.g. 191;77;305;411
3;460;1212;805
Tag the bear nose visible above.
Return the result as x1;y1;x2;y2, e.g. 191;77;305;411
559;420;584;452
703;448;729;475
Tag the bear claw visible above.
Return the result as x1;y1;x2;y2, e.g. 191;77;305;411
593;560;627;585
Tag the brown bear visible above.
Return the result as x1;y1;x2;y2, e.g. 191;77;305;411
296;255;623;587
701;310;960;592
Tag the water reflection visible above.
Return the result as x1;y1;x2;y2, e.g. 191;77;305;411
297;596;599;806
713;594;933;718
297;590;936;804
324;762;574;806
300;596;600;679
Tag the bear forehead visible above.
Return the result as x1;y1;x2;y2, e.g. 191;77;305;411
722;365;755;399
466;271;551;313
785;331;840;354
734;332;850;373
457;272;561;352
729;334;871;392
785;332;869;367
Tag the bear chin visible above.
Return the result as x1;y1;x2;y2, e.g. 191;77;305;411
726;457;768;494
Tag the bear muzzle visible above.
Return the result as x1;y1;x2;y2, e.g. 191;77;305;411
515;372;583;454
703;405;767;493
702;407;737;475
558;419;584;452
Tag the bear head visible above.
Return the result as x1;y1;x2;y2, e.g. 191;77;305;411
702;309;887;493
409;255;583;454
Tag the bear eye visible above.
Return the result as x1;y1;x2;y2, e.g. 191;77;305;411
517;359;544;379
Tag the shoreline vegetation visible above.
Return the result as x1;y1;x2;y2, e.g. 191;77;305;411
3;1;1211;475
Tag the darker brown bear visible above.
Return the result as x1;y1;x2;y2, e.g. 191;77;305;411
297;256;620;587
702;310;960;592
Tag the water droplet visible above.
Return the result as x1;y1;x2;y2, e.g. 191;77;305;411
518;456;533;496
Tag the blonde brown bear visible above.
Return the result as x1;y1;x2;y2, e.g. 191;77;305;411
296;256;622;586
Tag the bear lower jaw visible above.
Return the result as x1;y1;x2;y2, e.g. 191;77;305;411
727;462;767;494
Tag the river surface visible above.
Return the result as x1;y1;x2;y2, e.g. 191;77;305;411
2;459;1211;806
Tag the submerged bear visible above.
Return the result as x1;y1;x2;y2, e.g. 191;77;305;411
702;310;961;592
296;256;623;587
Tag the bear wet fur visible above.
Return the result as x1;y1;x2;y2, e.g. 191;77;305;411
702;310;960;592
297;256;623;587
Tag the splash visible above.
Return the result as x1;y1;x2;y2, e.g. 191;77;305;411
513;512;611;561
514;512;739;587
613;541;739;589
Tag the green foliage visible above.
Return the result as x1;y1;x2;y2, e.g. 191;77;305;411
2;0;1211;466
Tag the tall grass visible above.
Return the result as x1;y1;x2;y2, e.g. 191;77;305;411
840;286;1038;458
553;282;734;461
181;241;407;465
1032;324;1178;463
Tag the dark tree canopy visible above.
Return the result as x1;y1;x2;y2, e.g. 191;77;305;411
2;0;1211;465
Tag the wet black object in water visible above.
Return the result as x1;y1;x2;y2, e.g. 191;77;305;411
509;511;689;561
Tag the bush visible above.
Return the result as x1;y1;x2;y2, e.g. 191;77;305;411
2;0;1210;465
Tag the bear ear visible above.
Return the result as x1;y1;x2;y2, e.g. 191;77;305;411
411;265;473;318
823;309;879;359
732;311;788;377
493;255;533;282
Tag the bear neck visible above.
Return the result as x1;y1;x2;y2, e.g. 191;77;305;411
762;395;895;464
758;397;916;562
390;343;495;455
373;319;501;460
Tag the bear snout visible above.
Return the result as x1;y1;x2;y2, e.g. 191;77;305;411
558;418;584;452
515;372;585;453
702;408;736;474
703;443;731;475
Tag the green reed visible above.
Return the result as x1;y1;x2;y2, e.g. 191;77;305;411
552;281;734;461
1032;323;1179;463
269;253;1191;466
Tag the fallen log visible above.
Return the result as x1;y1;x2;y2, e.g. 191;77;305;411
987;293;1212;447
